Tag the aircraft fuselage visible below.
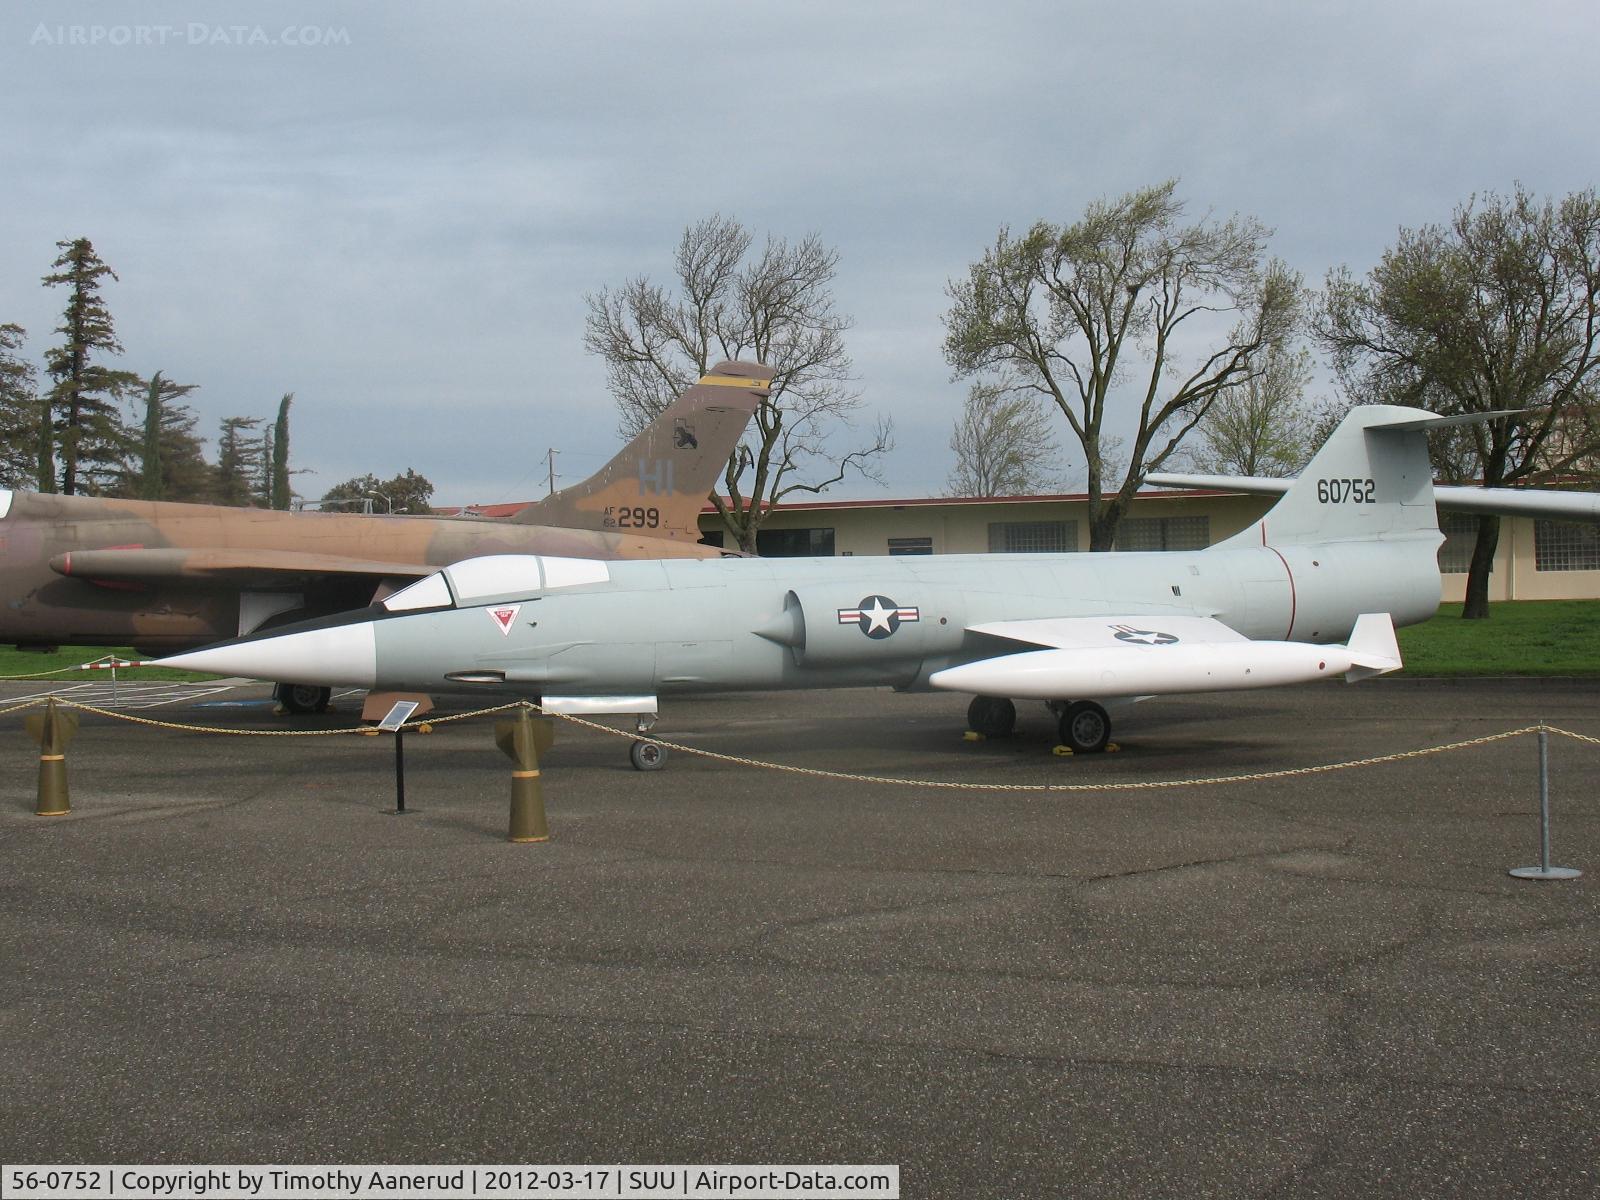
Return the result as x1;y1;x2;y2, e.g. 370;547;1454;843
249;540;1441;699
0;489;722;652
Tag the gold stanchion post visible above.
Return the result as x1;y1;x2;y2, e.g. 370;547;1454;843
495;706;554;842
25;697;80;816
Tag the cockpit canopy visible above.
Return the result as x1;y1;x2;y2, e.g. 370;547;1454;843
382;554;612;612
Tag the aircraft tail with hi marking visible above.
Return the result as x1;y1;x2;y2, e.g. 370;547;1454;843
505;361;769;547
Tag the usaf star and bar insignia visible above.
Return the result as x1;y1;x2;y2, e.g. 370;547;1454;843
838;595;920;640
1111;624;1179;645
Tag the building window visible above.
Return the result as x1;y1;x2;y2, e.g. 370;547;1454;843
887;536;933;555
1437;512;1482;574
1535;520;1600;571
756;527;835;557
1115;515;1210;551
698;529;724;549
988;521;1077;553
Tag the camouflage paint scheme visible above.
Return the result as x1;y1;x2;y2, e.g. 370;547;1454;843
0;362;769;653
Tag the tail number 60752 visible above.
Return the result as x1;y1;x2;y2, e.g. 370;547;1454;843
1317;478;1375;504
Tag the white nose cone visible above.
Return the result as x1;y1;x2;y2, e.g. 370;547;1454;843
156;623;378;687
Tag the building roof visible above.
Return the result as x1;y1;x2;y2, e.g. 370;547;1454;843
439;488;1244;520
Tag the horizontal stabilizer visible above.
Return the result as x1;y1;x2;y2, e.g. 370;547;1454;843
1147;472;1600;524
1369;407;1532;431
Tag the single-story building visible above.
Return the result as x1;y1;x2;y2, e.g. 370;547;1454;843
698;490;1600;603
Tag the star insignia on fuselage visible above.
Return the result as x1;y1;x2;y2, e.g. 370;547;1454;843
837;595;920;640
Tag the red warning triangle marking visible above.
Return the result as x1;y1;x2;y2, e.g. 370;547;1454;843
488;604;521;636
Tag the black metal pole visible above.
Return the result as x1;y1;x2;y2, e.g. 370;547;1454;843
394;728;407;814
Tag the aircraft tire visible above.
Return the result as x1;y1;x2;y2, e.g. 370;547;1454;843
967;695;1017;738
630;739;668;771
1059;700;1111;754
276;683;332;715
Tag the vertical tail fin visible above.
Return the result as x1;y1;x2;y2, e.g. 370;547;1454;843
1220;404;1444;548
508;361;769;545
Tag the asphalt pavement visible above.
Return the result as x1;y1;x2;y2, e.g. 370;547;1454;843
1;677;1596;1197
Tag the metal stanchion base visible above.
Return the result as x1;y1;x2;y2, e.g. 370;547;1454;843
386;808;417;816
1509;866;1582;880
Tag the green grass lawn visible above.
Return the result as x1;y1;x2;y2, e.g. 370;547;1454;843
1397;601;1600;676
0;600;1596;683
0;645;217;683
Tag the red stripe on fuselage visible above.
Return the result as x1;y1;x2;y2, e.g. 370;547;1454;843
1264;544;1297;639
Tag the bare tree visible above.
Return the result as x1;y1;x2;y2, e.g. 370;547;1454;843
945;181;1301;550
1317;185;1600;617
585;214;891;554
1183;344;1315;477
946;378;1066;496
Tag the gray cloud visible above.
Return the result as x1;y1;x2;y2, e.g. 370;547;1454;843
2;0;1595;504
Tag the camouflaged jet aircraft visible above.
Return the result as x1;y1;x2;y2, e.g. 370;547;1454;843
159;403;1499;758
0;361;768;710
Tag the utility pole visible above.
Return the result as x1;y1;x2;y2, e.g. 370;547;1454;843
546;448;560;497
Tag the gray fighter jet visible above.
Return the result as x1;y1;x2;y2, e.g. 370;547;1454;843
160;404;1503;765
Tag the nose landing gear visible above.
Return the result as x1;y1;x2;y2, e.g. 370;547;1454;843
274;683;331;715
630;712;667;771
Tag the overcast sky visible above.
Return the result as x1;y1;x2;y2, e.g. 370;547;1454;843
2;1;1595;506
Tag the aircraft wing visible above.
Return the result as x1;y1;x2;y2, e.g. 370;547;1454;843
50;547;430;588
968;614;1249;651
930;613;1400;699
1145;473;1600;523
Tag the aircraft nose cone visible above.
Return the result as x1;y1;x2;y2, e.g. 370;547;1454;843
156;623;377;687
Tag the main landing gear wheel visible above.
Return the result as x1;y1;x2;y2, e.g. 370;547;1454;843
630;740;668;771
1058;700;1111;754
966;695;1017;738
275;683;331;715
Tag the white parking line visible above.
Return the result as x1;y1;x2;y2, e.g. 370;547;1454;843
11;681;241;710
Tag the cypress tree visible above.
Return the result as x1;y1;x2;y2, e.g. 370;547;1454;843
271;393;292;509
138;372;164;499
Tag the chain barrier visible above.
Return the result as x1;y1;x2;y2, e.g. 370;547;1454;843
539;710;1596;793
5;690;1595;792
3;695;525;736
0;653;153;680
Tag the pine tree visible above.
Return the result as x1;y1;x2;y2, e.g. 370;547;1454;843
35;395;54;493
119;372;205;501
41;238;139;494
214;416;262;507
0;324;39;488
155;399;213;503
